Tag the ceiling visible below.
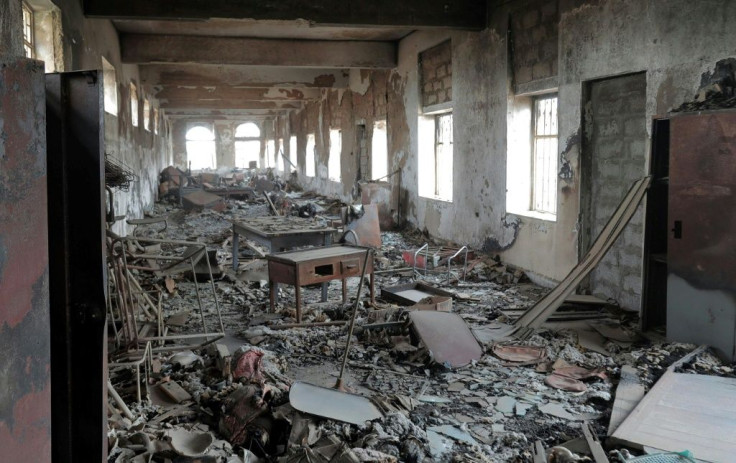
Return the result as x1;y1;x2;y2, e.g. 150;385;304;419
88;1;487;119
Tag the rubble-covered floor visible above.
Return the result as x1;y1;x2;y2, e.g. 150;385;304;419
107;185;736;463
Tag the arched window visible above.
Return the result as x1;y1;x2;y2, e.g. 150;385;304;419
186;125;216;170
235;122;260;138
234;122;261;168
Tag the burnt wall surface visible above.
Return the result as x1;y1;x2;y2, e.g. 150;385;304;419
420;40;452;108
0;0;23;56
249;0;736;305
0;57;51;463
392;0;736;307
510;0;559;92
48;0;171;236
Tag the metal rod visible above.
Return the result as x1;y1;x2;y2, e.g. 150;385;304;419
107;380;134;420
189;253;208;338
204;246;225;333
264;191;280;216
335;248;373;390
269;321;348;330
413;243;428;278
446;245;468;283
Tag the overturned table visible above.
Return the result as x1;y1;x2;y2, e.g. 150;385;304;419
231;216;336;269
267;245;375;323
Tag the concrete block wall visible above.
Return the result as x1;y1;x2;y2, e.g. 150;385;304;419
419;40;452;108
510;0;559;89
587;73;648;310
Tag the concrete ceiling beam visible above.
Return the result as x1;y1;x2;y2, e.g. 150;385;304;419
121;34;397;68
154;86;322;102
140;65;349;88
164;108;288;119
84;0;487;29
160;99;304;110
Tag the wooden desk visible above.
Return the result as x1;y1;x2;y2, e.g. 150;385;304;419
231;216;335;269
267;245;375;322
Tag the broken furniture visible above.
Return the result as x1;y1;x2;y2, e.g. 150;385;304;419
108;235;225;351
267;245;376;323
231;215;336;269
381;281;456;306
404;244;470;281
643;111;736;360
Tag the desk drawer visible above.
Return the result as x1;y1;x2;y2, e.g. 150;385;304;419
341;258;361;276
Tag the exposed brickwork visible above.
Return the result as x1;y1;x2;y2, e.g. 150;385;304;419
511;0;559;88
587;73;647;311
419;40;452;108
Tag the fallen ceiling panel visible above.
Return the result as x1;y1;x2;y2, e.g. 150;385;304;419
408;311;483;368
289;381;383;426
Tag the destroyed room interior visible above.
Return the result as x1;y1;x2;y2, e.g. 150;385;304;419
2;0;736;462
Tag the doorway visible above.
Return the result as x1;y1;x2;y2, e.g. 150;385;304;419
581;72;647;311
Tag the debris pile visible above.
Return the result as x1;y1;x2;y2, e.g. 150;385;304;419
106;173;736;462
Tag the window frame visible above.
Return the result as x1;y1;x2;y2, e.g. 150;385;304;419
130;82;139;127
530;94;559;215
371;119;389;181
22;2;34;59
234;122;261;169
185;124;217;170
418;110;453;202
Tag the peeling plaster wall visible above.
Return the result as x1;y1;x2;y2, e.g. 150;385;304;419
397;0;736;299
51;0;171;236
282;69;403;219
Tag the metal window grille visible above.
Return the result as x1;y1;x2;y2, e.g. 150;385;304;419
532;96;558;214
435;113;453;199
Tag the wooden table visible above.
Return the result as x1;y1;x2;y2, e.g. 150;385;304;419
231;216;335;270
267;245;375;322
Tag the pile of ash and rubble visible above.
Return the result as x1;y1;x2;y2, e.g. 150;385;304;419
105;168;736;463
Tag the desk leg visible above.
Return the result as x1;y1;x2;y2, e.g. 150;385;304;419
269;281;277;313
369;272;375;305
321;282;328;303
232;231;239;271
342;279;347;304
295;285;302;323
